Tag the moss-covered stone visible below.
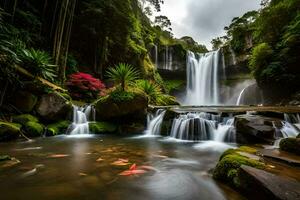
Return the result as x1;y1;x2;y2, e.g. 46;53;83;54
47;121;71;136
280;138;300;155
24;121;44;137
0;122;21;141
213;146;265;189
89;122;117;134
12;114;39;126
0;155;11;162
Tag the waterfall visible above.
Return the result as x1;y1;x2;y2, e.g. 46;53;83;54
154;44;158;69
229;47;237;65
185;50;221;105
284;113;300;124
170;112;235;142
236;87;247;105
144;109;166;136
68;105;96;135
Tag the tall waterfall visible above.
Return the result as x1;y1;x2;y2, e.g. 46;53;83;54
154;44;158;68
68;105;96;135
170;113;235;142
185;50;222;105
144;109;166;136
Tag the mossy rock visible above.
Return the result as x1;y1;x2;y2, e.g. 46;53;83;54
13;91;38;113
12;114;39;126
213;146;265;189
0;122;21;141
24;121;45;137
89;122;117;134
280;138;300;155
47;121;71;136
0;155;11;162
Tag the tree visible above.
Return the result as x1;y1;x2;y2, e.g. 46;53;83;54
154;15;172;31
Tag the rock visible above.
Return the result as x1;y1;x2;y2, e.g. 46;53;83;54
24;121;45;137
260;149;300;167
280;138;300;155
213;146;265;188
0;122;21;141
94;92;148;121
119;123;145;134
46;121;71;136
12;114;39;125
0;155;11;162
12;91;38;113
235;115;281;144
239;165;300;200
36;93;72;121
89;122;117;134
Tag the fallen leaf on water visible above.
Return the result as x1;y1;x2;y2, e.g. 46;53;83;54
119;169;147;176
96;157;104;162
21;168;37;178
79;173;87;176
267;165;276;169
48;154;70;158
111;158;131;166
139;165;159;172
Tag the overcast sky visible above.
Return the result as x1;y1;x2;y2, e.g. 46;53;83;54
158;0;261;49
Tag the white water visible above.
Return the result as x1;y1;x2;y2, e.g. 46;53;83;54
144;109;167;136
160;46;173;70
185;50;221;105
154;44;158;69
236;87;247;105
170;113;235;142
68;105;96;135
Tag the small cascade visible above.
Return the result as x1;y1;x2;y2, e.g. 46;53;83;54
145;109;166;136
229;47;237;65
185;50;221;105
158;46;173;70
68;105;96;135
170;112;235;142
236;87;247;105
284;113;300;124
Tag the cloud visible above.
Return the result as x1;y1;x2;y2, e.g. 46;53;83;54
160;0;261;49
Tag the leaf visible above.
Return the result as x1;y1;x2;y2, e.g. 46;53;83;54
48;154;70;158
111;158;130;166
119;169;147;176
129;163;137;170
96;157;104;162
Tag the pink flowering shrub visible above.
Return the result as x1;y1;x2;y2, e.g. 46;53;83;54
66;72;106;100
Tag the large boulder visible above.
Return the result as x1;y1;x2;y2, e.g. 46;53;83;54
12;114;39;125
0;122;21;141
280;138;300;155
94;92;148;121
12;91;38;113
235;115;281;144
46;121;71;136
23;121;45;137
36;93;72;121
89;122;117;134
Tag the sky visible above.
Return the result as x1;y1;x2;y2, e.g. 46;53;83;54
157;0;261;50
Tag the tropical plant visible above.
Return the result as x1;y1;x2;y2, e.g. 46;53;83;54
66;72;106;100
135;80;162;104
106;63;140;91
20;49;57;82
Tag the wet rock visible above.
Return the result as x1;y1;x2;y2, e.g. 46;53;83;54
0;122;21;141
213;146;265;188
239;165;300;200
280;138;300;155
36;93;72;121
46;121;71;136
12;91;38;113
94;92;148;121
235;115;281;144
89;122;117;134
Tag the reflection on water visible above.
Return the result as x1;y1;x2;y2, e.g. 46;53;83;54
0;135;244;200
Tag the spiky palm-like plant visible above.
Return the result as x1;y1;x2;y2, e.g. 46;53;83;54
136;80;162;104
106;63;140;91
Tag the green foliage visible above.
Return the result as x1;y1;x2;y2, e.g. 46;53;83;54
165;80;185;93
20;49;57;82
24;121;44;137
135;80;162;104
109;89;136;103
12;114;39;126
106;63;140;91
47;121;71;136
249;43;273;79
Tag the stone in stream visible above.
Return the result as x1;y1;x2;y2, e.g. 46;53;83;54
280;138;300;156
239;165;300;200
0;122;22;142
235;115;282;144
260;149;300;167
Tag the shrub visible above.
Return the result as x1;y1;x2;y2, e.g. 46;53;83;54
66;72;106;100
109;89;135;102
20;48;57;82
135;80;162;104
106;63;139;91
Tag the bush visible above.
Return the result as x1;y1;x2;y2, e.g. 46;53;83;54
20;49;57;82
66;72;106;100
109;89;135;102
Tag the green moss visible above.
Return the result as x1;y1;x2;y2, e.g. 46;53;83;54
89;122;117;134
47;121;71;136
12;114;39;125
24;121;44;137
280;138;300;155
213;146;265;188
0;122;21;141
109;90;136;103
